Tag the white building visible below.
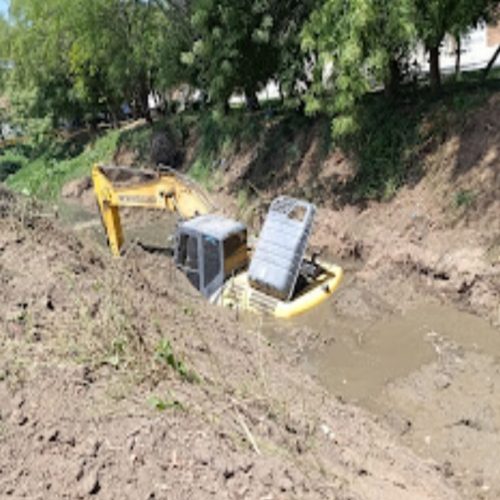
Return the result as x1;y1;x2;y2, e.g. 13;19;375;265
418;21;500;74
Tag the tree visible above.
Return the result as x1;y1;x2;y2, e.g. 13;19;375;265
301;0;416;136
483;44;500;81
269;0;320;105
0;15;10;92
182;0;285;110
414;0;500;92
67;0;164;123
154;0;199;101
6;0;171;128
8;0;80;126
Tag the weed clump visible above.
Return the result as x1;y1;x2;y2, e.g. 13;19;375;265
155;339;199;383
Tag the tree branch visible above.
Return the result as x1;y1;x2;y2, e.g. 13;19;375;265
482;45;500;83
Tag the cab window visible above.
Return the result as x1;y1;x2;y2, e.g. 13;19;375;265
177;233;200;290
178;233;198;271
223;230;248;276
203;235;221;287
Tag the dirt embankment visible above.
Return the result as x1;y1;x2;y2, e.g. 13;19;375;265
211;94;500;327
0;189;461;499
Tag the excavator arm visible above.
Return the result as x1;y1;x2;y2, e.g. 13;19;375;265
92;164;212;256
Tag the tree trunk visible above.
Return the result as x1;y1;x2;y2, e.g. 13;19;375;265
245;90;260;111
278;83;285;105
138;84;152;123
455;36;461;79
482;45;500;83
107;105;119;129
429;45;441;93
384;58;401;98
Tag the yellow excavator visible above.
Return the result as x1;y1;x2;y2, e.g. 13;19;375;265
92;164;343;319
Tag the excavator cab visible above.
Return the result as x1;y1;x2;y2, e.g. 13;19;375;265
174;214;248;299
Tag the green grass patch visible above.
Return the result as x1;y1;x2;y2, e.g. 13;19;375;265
4;129;121;199
155;338;199;383
148;394;185;412
116;117;185;167
0;151;29;182
454;189;476;209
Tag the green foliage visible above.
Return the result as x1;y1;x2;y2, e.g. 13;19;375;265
198;110;263;156
155;339;198;383
183;0;318;108
5;129;120;198
0;16;10;91
302;0;499;135
343;94;421;200
0;150;28;182
6;87;55;145
6;0;170;130
148;395;185;412
302;0;416;136
118;125;154;164
342;77;497;200
414;0;497;48
7;0;82;127
413;0;499;89
188;108;266;187
2;0;499;207
272;1;320;103
188;156;215;188
154;0;195;92
454;189;476;209
183;0;275;107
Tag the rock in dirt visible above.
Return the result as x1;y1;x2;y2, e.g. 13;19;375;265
78;469;100;497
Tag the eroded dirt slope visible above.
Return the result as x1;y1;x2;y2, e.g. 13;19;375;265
214;94;500;326
0;190;460;499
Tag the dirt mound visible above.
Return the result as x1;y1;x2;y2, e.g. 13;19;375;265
0;191;459;499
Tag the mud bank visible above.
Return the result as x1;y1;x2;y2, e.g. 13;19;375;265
214;94;500;327
0;191;461;499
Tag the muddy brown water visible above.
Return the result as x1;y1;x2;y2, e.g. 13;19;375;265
274;302;500;406
58;200;178;250
262;288;500;500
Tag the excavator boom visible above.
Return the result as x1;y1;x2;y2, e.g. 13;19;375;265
92;164;212;256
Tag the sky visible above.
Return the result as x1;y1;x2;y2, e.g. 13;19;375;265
0;0;9;17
